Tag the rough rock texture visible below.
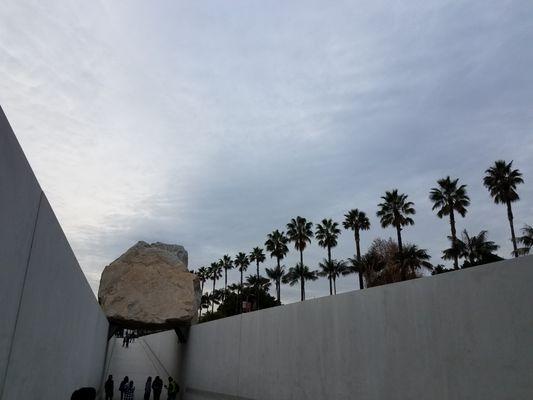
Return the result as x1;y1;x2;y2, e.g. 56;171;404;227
98;241;200;329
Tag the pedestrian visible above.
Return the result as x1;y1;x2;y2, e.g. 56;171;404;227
152;376;163;400
119;376;129;400
105;375;114;400
125;333;130;348
144;377;152;400
123;381;135;400
164;377;179;400
71;387;96;400
122;334;126;347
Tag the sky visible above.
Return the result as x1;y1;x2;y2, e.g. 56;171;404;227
1;0;532;303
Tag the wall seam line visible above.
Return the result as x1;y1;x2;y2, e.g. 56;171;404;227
0;191;43;400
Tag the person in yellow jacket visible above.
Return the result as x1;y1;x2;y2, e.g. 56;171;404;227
164;377;179;400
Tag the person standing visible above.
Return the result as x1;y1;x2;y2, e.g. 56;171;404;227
164;377;179;400
104;375;114;400
152;376;163;400
123;381;135;400
144;377;152;400
119;376;129;400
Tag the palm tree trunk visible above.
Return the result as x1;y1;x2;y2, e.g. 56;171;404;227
355;230;364;290
328;277;333;295
449;210;459;269
224;269;228;300
333;277;337;295
276;257;282;303
507;200;518;257
199;281;204;317
239;269;243;314
300;250;305;301
396;225;406;280
256;261;260;310
396;225;403;253
211;278;216;313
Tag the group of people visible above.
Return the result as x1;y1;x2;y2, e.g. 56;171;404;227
105;375;179;400
121;331;136;348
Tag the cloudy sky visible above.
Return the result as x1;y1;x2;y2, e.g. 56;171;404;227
1;0;532;303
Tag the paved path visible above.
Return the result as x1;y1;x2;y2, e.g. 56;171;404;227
103;338;167;400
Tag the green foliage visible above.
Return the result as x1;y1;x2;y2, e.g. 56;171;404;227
199;285;279;323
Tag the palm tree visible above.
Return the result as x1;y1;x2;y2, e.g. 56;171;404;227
343;255;380;289
196;266;209;316
443;230;500;267
517;224;533;255
483;160;524;257
245;275;271;292
396;244;432;278
265;229;289;274
286;216;314;300
220;254;233;299
376;189;415;257
265;264;286;303
315;218;341;291
208;261;223;312
318;259;336;295
342;209;371;289
249;247;266;309
430;176;470;269
233;252;249;313
282;262;318;301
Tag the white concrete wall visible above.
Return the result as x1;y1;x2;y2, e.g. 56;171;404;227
0;106;109;399
179;256;533;400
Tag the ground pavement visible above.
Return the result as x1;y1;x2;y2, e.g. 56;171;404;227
103;337;169;399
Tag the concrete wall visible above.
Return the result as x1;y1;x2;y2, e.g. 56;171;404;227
0;106;109;399
179;256;533;400
143;330;182;380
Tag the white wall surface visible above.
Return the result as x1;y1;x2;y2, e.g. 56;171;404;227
179;256;533;400
0;106;109;400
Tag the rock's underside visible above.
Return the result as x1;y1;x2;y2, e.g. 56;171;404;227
98;241;200;329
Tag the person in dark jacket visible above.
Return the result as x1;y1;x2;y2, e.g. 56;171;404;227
71;387;96;400
151;376;163;400
119;376;129;400
144;376;152;400
105;375;114;400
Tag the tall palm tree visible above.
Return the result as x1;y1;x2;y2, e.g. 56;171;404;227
443;230;499;267
483;160;524;257
265;264;286;303
430;176;470;269
332;259;347;294
342;209;371;289
265;229;289;274
517;224;533;255
376;189;415;255
234;252;249;313
286;216;314;300
208;261;223;312
282;262;318;301
318;259;336;295
249;247;266;309
315;218;341;291
196;266;209;317
220;254;233;299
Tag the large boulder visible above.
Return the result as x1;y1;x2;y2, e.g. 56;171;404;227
98;241;200;329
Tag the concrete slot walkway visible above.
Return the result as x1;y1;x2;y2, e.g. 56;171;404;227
103;337;168;399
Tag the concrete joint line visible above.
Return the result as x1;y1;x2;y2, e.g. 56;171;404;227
185;387;255;400
0;192;43;400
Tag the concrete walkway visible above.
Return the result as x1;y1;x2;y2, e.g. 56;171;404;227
103;338;167;400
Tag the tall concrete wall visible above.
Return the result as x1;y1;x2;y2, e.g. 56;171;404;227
177;256;533;400
0;106;109;399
